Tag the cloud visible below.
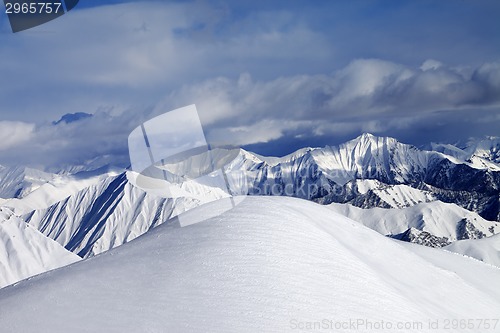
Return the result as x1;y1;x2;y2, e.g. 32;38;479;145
164;58;500;127
209;119;307;146
1;1;500;167
0;121;35;151
1;58;499;169
0;111;139;169
0;1;334;123
1;0;499;125
420;59;443;71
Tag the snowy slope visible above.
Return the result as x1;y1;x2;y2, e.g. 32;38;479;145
349;179;435;208
314;133;430;184
0;196;499;333
0;166;61;199
465;136;500;166
2;172;118;216
23;171;228;258
444;233;500;268
0;208;80;289
328;201;500;247
432;137;500;171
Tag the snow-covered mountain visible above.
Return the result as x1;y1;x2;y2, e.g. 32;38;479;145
431;136;500;171
242;133;500;221
327;201;500;247
153;133;495;221
468;136;500;165
20;170;234;258
3;171;118;216
0;207;80;288
0;166;61;199
0;197;499;333
1;133;499;261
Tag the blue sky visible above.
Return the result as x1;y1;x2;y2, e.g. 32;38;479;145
0;0;499;169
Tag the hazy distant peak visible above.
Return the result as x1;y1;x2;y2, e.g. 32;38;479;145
53;112;93;125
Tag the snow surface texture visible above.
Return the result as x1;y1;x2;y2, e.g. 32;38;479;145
0;208;80;288
0;197;499;333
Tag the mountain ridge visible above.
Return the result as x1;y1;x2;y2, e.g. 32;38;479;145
1;133;498;261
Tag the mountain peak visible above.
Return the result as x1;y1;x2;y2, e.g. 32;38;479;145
343;133;402;152
53;112;93;125
348;133;400;146
359;132;376;139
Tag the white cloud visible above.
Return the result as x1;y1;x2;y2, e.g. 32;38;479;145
331;59;413;102
420;59;443;71
163;59;500;124
209;120;307;146
1;1;498;163
1;58;500;169
0;121;35;151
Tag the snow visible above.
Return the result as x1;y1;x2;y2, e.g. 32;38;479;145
398;240;500;300
0;207;80;289
370;184;435;208
23;172;206;258
315;133;430;185
327;200;500;241
0;166;59;199
444;233;500;268
22;168;241;259
431;137;500;171
465;136;500;164
252;147;317;166
1;133;499;298
0;196;499;332
2;172;114;215
431;142;469;160
353;179;435;208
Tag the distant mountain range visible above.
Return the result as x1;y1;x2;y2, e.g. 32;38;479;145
0;133;498;278
240;133;500;221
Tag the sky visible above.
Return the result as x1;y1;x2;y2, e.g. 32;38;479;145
0;0;499;169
